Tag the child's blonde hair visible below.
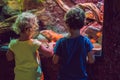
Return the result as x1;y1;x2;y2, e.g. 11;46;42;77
12;12;38;34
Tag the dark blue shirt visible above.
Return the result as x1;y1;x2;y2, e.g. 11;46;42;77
54;35;93;80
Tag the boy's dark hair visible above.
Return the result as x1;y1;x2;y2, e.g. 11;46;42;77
64;7;85;29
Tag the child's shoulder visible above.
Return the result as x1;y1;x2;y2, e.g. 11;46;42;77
31;39;42;45
10;39;18;43
9;39;19;46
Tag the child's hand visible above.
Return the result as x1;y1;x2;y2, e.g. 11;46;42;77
48;42;56;49
41;42;56;55
92;43;101;51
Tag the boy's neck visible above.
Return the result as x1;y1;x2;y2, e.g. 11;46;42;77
70;29;80;38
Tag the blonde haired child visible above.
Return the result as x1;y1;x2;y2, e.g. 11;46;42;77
6;12;53;80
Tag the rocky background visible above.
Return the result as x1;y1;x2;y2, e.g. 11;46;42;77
0;0;103;32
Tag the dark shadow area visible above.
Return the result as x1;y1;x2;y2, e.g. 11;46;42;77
0;30;19;80
0;47;15;80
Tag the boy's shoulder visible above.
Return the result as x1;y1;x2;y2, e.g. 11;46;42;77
58;37;67;42
79;35;89;41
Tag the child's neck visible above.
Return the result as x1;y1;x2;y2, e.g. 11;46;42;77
19;34;31;41
70;29;80;38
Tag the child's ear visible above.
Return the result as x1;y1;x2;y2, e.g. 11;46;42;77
25;28;31;34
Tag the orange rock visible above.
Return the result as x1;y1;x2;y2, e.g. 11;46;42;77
90;39;96;43
40;30;63;42
96;32;102;37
